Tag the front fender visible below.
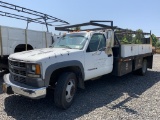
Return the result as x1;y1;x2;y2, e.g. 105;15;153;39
44;60;84;87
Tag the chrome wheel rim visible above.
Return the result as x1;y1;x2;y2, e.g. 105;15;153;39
65;79;75;102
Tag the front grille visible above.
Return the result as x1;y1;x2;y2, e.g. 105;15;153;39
9;60;27;84
19;71;26;76
11;68;26;76
20;62;26;67
9;60;26;68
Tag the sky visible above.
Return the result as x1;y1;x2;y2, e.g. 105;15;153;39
0;0;160;36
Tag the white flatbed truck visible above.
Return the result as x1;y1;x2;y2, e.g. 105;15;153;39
3;21;153;109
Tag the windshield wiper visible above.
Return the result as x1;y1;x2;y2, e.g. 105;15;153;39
59;45;72;49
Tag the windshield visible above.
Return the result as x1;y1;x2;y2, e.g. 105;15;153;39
51;33;88;49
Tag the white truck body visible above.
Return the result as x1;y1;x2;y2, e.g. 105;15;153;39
121;44;152;57
8;31;152;80
0;25;52;56
8;31;113;81
4;30;153;84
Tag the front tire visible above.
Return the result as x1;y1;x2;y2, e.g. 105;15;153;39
54;72;77;109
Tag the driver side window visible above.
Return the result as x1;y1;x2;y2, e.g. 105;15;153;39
86;33;106;52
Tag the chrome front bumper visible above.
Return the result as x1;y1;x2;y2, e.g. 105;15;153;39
3;74;46;99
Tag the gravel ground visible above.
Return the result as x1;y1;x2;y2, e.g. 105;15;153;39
0;55;160;120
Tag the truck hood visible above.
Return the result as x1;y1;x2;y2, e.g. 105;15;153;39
9;48;81;62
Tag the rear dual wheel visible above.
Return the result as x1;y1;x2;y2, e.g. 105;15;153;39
135;59;147;76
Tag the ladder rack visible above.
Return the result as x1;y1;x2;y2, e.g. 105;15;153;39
0;1;69;31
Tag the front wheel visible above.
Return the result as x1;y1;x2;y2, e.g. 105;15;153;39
54;72;77;109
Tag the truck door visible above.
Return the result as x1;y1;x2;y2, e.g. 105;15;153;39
84;33;113;80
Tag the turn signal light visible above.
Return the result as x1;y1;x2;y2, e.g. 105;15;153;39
35;64;41;75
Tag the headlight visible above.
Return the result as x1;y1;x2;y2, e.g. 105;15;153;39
27;64;41;78
32;65;36;71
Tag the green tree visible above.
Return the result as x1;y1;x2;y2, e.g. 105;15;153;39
133;29;144;44
121;37;129;44
156;41;160;48
123;33;132;43
116;29;133;44
151;34;158;47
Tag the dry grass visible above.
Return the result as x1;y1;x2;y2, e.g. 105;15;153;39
156;48;160;54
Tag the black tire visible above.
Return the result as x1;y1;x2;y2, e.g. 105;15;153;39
54;72;77;109
136;59;147;76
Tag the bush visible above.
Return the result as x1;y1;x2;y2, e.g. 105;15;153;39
156;41;160;48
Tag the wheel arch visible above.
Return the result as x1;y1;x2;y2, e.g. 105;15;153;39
144;55;153;69
45;60;85;89
14;44;33;53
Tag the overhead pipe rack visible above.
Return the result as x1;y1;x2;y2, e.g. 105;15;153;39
0;1;69;31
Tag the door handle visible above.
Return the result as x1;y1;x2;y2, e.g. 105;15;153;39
108;54;112;57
